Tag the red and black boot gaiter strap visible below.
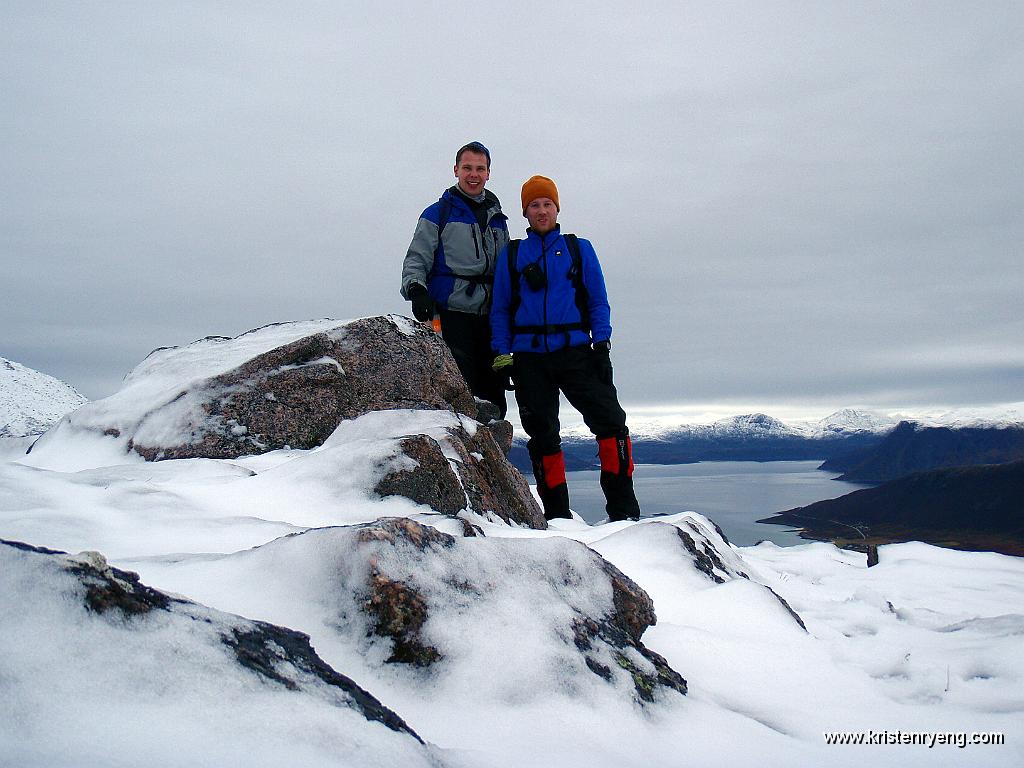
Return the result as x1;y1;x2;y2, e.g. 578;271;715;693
597;435;634;477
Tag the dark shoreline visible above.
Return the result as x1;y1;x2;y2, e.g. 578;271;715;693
758;513;1024;558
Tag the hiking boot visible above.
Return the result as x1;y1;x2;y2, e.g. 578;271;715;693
540;483;572;520
602;477;641;521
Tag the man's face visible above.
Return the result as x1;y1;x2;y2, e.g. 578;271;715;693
454;151;490;196
525;198;558;234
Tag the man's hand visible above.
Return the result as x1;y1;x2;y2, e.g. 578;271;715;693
407;283;434;322
492;353;515;390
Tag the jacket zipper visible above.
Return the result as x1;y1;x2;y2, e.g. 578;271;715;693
541;233;550;352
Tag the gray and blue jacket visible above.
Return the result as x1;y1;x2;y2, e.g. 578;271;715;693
490;226;612;355
401;187;509;315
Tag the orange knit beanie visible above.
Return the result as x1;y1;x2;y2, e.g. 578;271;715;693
521;175;560;214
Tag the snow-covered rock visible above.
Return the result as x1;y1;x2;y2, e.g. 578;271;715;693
133;517;687;713
0;357;87;438
0;539;440;768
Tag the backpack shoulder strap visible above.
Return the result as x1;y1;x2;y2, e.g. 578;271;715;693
507;239;522;318
562;233;590;330
434;197;453;253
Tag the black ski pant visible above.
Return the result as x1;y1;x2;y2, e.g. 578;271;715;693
512;344;627;455
439;308;507;418
513;344;640;521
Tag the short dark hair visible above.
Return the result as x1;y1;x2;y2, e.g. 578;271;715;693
456;141;491;169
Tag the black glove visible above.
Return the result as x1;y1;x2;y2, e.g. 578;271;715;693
407;283;434;322
592;340;613;385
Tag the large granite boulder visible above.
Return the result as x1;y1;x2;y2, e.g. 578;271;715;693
34;315;545;528
126;315;478;459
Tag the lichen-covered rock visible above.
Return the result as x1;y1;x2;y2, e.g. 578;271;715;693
580;553;688;700
357;519;455;667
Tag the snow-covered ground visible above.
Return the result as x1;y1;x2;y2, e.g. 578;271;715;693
2;413;1021;767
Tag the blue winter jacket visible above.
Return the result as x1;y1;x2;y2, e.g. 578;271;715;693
490;226;612;354
401;187;509;315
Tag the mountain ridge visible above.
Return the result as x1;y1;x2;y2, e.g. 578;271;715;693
759;460;1024;556
821;420;1024;482
0;357;87;438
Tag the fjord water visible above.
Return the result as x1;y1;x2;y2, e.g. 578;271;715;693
568;460;874;545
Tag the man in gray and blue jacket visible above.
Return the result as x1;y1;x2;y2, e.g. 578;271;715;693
401;141;510;417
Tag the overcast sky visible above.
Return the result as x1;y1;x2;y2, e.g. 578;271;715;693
2;1;1022;420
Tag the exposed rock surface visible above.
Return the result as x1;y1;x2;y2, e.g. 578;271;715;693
372;424;545;528
673;521;747;584
374;435;467;516
127;316;477;459
0;538;428;748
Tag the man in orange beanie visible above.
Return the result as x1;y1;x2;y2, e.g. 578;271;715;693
490;175;641;522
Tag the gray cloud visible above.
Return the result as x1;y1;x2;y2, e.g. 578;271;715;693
2;1;1021;417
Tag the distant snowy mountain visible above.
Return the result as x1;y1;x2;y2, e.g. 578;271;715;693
565;408;899;444
531;406;1024;472
799;408;899;437
705;412;799;438
566;406;1022;444
896;404;1024;430
0;357;87;438
666;409;898;441
531;410;895;471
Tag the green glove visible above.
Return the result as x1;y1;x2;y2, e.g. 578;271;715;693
492;353;513;372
